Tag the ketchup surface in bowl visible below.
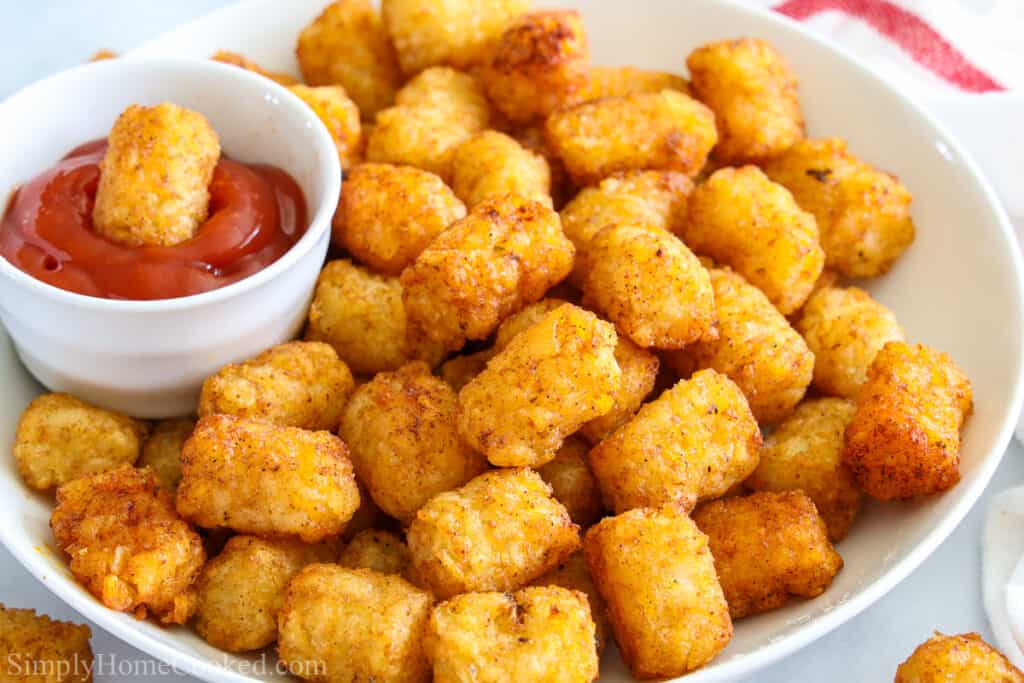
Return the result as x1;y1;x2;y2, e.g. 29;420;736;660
0;140;308;300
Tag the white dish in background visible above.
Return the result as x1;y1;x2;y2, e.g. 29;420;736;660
1;0;1022;681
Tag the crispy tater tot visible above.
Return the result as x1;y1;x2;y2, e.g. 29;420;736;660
382;0;529;75
589;369;761;514
198;341;354;431
295;0;402;118
545;91;717;185
334;163;466;275
93;103;220;247
536;437;604;527
51;465;205;624
176;415;360;542
693;491;843;619
407;468;580;599
482;11;590;124
306;259;445;375
796;286;905;399
394;66;491;120
0;605;93;683
458;304;620;467
746;398;861;541
895;632;1024;682
278;564;433;683
211;50;298;86
14;392;149;491
581;224;715;349
339;530;411;576
579;336;659;443
531;552;610;651
288;85;363;171
663;267;814;424
451;130;552;208
193;535;334;652
581;65;689;101
438;349;495;391
425;586;599;683
763;138;915;278
138;417;194;495
340;362;488;522
401;195;574;351
842;341;972;500
509;123;575;208
686;38;804;164
685;166;824;315
583;504;732;678
491;298;568;351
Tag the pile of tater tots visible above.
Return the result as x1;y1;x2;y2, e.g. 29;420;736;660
12;0;982;681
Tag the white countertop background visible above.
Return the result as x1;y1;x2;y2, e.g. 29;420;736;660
1;1;1020;680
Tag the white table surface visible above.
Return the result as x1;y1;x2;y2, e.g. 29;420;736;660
2;2;1020;681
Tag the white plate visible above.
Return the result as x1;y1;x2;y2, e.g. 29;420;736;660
2;0;1022;681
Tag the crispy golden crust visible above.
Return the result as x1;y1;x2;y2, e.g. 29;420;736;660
425;586;599;683
544;91;717;186
138;417;194;496
211;50;298;86
685;166;824;315
491;298;568;351
51;465;205;624
394;66;491;119
536;437;604;528
842;342;972;500
583;505;732;678
339;529;411;577
580;335;659;443
895;632;1024;682
693;491;843;619
14;393;149;491
295;0;402;118
531;552;609;652
406;469;580;599
198;341;354;431
581;224;715;349
176;415;360;542
509;123;575;209
288;85;363;171
340;362;487;522
763;138;915;278
458;304;620;467
581;66;689;101
335;163;466;275
796;286;905;399
746;398;861;541
0;605;93;683
589;369;761;514
686;38;803;164
306;259;445;375
93;103;219;247
401;195;574;351
664;267;814;424
452;130;552;208
278;564;433;683
438;349;495;391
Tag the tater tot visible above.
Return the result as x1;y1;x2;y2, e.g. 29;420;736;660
0;605;93;683
425;586;599;683
531;552;610;651
545;91;717;185
581;224;715;349
685;166;824;315
491;297;568;351
382;0;529;75
339;530;411;576
536;437;604;527
401;195;574;351
796;286;905;399
296;0;402;118
394;66;491;120
51;465;205;624
581;65;689;101
686;38;804;164
438;349;494;391
663;267;814;424
306;259;445;375
589;369;760;514
14;392;149;491
278;564;433;683
763;138;915;278
746;398;861;541
212;50;298;86
895;632;1024;682
458;304;620;467
579;337;659;443
138;417;194;495
842;341;972;500
334;163;466;275
482;11;590;124
198;341;354;431
509;123;575;208
693;491;843;619
93;103;219;247
451;130;552;208
407;468;580;599
340;362;488;522
583;505;732;678
288;85;363;171
176;415;360;542
193;535;334;652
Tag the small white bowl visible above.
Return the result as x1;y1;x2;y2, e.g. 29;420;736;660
0;57;341;418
